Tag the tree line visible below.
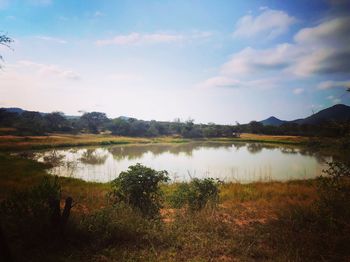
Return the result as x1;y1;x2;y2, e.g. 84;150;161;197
0;109;349;138
0;110;236;137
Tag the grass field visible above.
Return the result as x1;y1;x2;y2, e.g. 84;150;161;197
1;152;348;261
0;133;309;151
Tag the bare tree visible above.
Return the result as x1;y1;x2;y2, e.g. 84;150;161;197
0;33;13;68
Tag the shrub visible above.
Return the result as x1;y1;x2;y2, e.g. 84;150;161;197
317;161;350;227
270;161;350;261
170;178;222;211
0;176;62;251
110;163;169;218
80;203;159;246
1;176;61;226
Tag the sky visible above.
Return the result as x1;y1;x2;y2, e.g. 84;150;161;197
0;0;349;124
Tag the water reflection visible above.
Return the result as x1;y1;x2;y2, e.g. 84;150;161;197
31;142;331;183
107;142;234;160
79;149;108;165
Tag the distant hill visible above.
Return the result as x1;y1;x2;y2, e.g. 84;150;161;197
1;107;25;114
260;116;286;126
2;104;350;126
293;104;350;125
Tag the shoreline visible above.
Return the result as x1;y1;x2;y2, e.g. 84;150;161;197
0;133;309;151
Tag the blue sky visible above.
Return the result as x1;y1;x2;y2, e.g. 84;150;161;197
0;0;349;124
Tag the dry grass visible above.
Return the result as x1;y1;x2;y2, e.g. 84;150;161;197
2;153;348;261
214;133;309;144
0;133;308;151
0;134;190;151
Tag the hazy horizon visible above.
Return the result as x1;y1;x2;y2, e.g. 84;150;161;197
1;0;349;124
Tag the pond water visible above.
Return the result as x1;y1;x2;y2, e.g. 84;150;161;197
32;142;331;183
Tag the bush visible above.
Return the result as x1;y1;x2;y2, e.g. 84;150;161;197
110;163;169;218
0;176;62;253
270;161;350;261
79;203;160;246
317;161;350;227
170;178;222;211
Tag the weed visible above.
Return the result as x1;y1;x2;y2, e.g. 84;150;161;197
170;178;222;211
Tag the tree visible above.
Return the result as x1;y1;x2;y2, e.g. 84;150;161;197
44;112;69;132
109;117;131;136
249;121;264;134
80;112;109;134
16;111;46;135
111;164;169;218
0;33;13;68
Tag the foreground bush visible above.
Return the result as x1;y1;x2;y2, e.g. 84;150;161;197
111;163;169;218
79;203;165;247
317;161;350;227
0;176;78;261
1;176;61;234
170;178;221;211
269;161;350;261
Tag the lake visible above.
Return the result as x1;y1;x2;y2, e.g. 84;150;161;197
32;142;331;183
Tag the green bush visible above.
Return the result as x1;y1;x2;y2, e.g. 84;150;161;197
170;178;222;211
110;163;169;218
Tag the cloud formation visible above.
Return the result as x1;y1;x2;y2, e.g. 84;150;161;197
96;31;213;46
233;8;296;39
318;80;350;90
96;33;184;46
36;36;67;44
17;60;81;80
202;15;350;89
293;88;304;95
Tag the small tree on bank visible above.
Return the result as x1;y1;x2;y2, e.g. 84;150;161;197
111;164;169;218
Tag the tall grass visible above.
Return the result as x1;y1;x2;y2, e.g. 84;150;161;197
1;154;349;261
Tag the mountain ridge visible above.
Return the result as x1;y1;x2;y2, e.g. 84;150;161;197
2;104;350;125
259;104;350;126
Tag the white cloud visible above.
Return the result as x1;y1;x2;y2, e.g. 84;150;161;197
96;33;184;46
291;16;350;76
198;76;277;90
201;15;350;89
318;80;350;90
35;36;67;44
294;17;349;48
96;31;213;46
93;11;104;18
221;44;297;76
293;88;304;95
233;8;297;39
16;60;81;81
326;95;341;104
